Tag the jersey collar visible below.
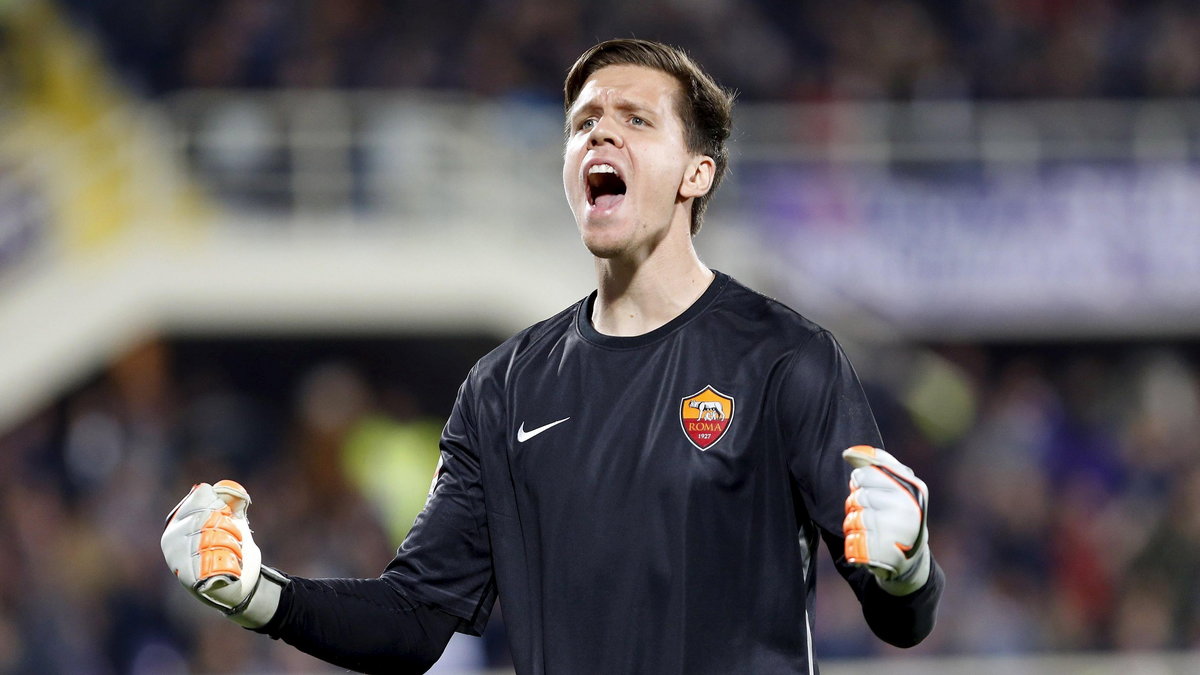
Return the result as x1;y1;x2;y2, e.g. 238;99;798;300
576;270;730;349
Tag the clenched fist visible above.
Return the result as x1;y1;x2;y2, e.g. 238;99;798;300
842;446;931;596
161;480;286;627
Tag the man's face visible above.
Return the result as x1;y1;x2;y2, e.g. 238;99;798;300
563;64;701;260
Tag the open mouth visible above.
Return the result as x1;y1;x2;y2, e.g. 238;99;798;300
586;163;627;209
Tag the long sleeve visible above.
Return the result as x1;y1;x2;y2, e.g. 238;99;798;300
256;575;458;674
382;367;497;634
782;329;942;647
253;370;498;673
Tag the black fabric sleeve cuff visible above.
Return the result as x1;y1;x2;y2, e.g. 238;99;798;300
860;554;945;648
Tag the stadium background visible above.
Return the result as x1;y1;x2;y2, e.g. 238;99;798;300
2;0;1200;672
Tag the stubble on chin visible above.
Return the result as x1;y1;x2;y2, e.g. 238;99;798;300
580;232;625;260
579;216;641;260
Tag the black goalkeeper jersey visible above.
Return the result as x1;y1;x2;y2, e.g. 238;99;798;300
380;271;942;674
267;271;942;674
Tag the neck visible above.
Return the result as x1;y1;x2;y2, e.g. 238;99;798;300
591;235;713;337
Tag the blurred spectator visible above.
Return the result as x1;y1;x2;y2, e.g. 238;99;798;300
0;336;492;672
4;335;1200;669
5;1;1200;670
60;0;1200;100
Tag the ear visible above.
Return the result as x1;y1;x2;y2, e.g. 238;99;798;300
679;154;716;200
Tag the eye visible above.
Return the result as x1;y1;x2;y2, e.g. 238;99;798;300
630;116;646;126
579;118;597;131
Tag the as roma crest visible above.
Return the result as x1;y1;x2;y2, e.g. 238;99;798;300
680;385;735;450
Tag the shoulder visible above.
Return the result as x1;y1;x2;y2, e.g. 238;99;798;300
466;298;583;390
709;274;858;387
711;273;829;347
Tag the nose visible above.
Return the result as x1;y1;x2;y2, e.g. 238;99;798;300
587;116;622;148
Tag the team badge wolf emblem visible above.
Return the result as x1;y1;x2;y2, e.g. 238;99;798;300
680;385;735;450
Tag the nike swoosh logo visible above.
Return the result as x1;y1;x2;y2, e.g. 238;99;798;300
516;417;570;443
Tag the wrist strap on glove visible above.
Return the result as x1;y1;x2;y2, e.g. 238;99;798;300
225;566;288;628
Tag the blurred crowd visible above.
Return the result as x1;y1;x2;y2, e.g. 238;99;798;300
0;337;506;673
1;335;1199;672
63;0;1200;101
3;2;1200;673
820;342;1200;657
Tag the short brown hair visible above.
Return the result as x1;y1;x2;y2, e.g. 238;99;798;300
564;39;735;235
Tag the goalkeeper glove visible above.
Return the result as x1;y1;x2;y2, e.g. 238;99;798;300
842;446;931;596
161;480;287;627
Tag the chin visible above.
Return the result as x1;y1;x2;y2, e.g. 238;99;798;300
580;231;628;259
576;212;623;255
584;243;627;260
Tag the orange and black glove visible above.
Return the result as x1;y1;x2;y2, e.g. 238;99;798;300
842;446;931;596
161;480;287;627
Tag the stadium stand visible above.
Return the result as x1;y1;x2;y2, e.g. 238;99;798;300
2;1;1199;672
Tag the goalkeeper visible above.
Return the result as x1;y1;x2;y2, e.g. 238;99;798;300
162;38;943;674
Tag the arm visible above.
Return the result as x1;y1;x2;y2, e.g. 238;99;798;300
161;371;497;671
257;575;457;674
160;481;457;673
824;444;946;648
781;331;943;647
822;528;944;648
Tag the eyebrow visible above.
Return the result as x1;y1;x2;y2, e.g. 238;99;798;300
568;96;656;123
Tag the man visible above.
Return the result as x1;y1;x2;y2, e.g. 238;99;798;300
162;38;943;674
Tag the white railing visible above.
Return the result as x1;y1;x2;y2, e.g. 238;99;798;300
159;93;1200;341
162;92;1200;224
5;93;1199;432
166;91;574;229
